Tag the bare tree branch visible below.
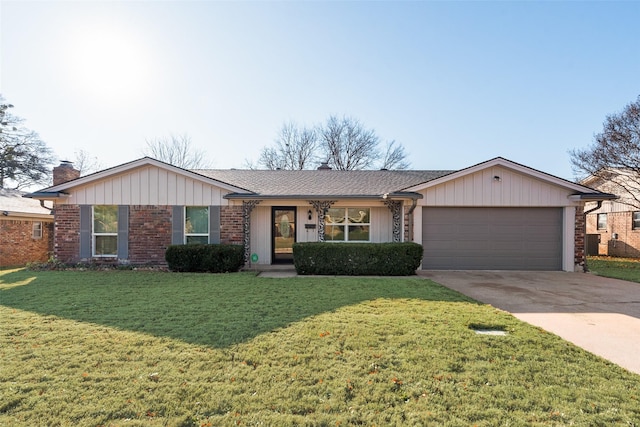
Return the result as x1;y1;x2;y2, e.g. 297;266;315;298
380;140;410;170
143;133;212;169
259;121;318;170
571;95;640;208
72;149;103;176
319;115;381;170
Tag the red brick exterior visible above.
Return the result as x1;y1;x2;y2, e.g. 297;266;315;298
54;204;81;263
0;218;53;267
586;211;640;257
129;205;172;265
52;204;245;265
53;162;80;185
221;206;244;244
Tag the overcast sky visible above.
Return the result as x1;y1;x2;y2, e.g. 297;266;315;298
1;1;639;180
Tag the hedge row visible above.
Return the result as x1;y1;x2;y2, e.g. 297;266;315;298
293;242;423;276
165;244;244;273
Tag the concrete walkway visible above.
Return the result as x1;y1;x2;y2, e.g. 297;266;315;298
419;270;640;375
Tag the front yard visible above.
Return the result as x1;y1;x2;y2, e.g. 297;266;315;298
1;269;639;426
588;256;640;283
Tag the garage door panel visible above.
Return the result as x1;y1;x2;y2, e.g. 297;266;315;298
422;207;562;270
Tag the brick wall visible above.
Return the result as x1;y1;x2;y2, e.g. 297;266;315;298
52;204;245;266
0;218;53;267
129;205;172;265
221;206;244;244
586;211;640;257
54;204;81;263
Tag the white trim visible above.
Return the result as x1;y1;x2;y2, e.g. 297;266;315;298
92;205;118;257
563;206;576;272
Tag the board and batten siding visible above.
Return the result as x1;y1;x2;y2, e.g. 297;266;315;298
247;203;396;265
420;166;578;207
58;166;230;206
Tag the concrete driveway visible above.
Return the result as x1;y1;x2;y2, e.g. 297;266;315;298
419;271;640;375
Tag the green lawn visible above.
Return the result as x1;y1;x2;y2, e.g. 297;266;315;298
1;269;639;426
587;256;640;283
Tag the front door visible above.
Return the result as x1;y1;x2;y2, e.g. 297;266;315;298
272;207;296;264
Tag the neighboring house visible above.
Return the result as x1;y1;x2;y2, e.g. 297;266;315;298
26;157;614;272
582;172;640;257
0;188;54;268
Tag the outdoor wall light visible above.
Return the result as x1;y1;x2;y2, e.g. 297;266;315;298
493;175;501;182
308;210;313;221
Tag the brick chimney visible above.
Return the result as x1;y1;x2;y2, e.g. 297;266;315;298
53;161;80;185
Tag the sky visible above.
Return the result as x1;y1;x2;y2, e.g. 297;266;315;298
1;1;639;181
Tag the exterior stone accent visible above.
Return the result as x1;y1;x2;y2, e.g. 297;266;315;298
0;218;53;267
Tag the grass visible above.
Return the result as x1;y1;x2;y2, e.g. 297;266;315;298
587;256;640;283
1;269;640;426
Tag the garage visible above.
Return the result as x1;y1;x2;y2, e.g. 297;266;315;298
422;207;563;270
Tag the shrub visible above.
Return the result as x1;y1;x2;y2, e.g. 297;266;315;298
293;242;423;276
165;244;244;273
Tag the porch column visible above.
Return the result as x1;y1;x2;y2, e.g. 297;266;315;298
308;200;335;242
383;200;402;242
242;200;261;264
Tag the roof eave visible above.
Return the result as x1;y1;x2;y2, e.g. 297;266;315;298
23;191;71;201
568;193;619;201
224;192;423;201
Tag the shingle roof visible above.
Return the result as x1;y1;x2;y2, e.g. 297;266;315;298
0;189;53;215
192;169;455;197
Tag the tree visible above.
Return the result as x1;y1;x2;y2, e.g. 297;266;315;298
319;115;382;170
257;115;410;170
259;122;318;170
72;149;103;176
143;133;212;169
380;140;410;170
0;96;55;189
570;95;640;208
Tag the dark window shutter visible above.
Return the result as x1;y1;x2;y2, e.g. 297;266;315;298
79;205;92;258
172;206;184;244
117;205;129;259
209;206;221;244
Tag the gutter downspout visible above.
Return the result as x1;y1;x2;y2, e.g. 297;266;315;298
582;201;602;272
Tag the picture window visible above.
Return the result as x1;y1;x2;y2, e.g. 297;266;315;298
325;208;370;242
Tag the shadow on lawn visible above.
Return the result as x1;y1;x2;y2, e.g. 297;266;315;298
0;270;477;349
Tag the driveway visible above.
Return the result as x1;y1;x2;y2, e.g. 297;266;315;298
419;270;640;375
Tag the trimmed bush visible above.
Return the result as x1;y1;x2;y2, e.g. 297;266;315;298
293;242;423;276
165;244;244;273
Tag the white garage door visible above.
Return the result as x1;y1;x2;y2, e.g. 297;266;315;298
422;207;563;270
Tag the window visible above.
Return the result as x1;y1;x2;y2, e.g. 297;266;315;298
185;206;209;244
634;212;640;230
32;222;43;239
597;213;608;231
325;208;370;242
93;205;118;256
